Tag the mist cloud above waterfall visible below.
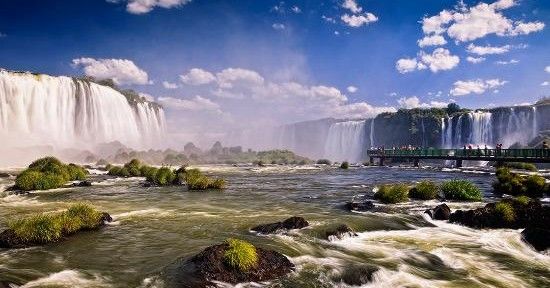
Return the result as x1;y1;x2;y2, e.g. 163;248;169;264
72;58;151;85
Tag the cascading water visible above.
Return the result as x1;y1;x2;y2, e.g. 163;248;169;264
369;118;375;148
324;120;367;162
0;70;166;150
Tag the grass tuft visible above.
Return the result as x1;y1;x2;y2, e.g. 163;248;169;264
409;181;439;200
15;157;88;191
441;179;482;201
374;184;409;204
494;202;515;223
223;238;258;271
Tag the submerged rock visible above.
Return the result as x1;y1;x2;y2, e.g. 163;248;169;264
166;242;294;287
72;181;92;187
0;172;12;178
0;213;112;249
521;227;549;251
336;264;379;286
326;224;358;240
344;201;375;212
251;216;309;234
424;203;451;220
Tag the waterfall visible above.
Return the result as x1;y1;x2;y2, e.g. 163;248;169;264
0;70;166;150
469;112;493;145
441;111;492;148
494;107;538;147
323;120;367;162
369;118;375;148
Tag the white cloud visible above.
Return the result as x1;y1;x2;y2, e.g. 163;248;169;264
542;81;549;86
180;68;216;86
466;43;510;55
342;0;362;14
450;78;507;96
495;59;519;65
421;0;544;43
291;6;301;13
110;0;192;15
417;35;447;47
216;68;264;89
139;92;155;102
341;13;378;27
162;81;178;89
466;56;486;64
397;96;449;109
322;15;336;24
545;66;550;73
157;95;221;113
347;86;358;93
72;57;150;85
272;23;285;30
396;58;423;74
419;48;460;72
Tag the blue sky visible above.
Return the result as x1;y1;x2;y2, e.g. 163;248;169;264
1;0;549;136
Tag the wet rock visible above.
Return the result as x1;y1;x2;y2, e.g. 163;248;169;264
72;181;92;187
251;216;309;234
521;227;549;251
424;203;451;220
344;201;375;212
0;281;17;288
326;224;357;240
336;264;378;286
0;172;12;178
167;243;294;287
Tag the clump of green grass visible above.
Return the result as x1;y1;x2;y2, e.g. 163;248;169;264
494;202;515;223
185;169;226;190
441;179;482;201
223;238;258;271
409;181;439;200
493;167;545;198
514;195;532;206
8;203;103;244
497;162;537;172
374;184;409;204
340;161;350;169
15;157;88;191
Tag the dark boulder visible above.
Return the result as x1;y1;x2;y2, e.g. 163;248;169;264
251;216;309;234
72;181;92;187
0;172;12;178
424;204;451;220
344;201;375;212
326;224;358;240
166;243;294;287
521;227;550;251
336;264;378;285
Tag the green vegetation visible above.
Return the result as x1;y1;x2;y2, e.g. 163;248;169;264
14;157;88;191
340;161;349;169
514;195;532;206
316;159;332;165
496;162;537;171
223;238;258;271
409;181;439;200
8;203;103;244
493;167;547;198
184;168;226;190
494;202;516;223
374;184;409;204
441;179;482;201
255;150;311;165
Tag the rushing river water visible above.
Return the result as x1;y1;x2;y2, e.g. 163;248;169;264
0;165;549;288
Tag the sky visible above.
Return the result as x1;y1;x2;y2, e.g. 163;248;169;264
1;0;549;141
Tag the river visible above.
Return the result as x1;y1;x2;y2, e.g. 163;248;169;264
0;165;549;287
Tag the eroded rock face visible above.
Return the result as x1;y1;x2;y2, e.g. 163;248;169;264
0;213;112;249
326;224;357;240
449;201;548;229
424;204;451;220
521;227;550;251
251;216;309;234
166;243;294;287
344;201;375;212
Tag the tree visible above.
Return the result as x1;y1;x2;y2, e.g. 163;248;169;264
446;103;460;115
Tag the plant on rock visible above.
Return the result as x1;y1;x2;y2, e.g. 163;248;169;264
374;184;409;204
441;179;482;201
185;168;226;190
493;168;546;198
494;202;515;223
340;161;350;169
223;238;258;271
14;157;88;191
409;181;439;200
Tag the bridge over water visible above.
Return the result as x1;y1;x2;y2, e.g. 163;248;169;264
367;148;550;167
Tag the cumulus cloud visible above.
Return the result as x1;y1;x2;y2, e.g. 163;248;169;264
216;68;265;89
419;48;460;72
180;68;216;86
421;0;544;42
341;13;378;27
162;81;178;89
72;57;150;85
466;56;486;64
495;59;519;65
417;35;447;47
347;86;358;93
542;81;549;86
291;6;301;13
466;43;510;55
450;78;507;96
158;95;221;113
396;58;424;74
342;0;362;14
108;0;192;15
397;96;449;109
545;66;550;73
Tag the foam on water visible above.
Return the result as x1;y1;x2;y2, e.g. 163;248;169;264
20;270;111;288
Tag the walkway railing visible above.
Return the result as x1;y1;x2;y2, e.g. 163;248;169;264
367;148;550;159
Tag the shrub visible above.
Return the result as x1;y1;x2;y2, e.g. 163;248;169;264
494;202;515;223
374;184;409;204
514;195;531;206
223;238;258;271
124;159;142;177
340;161;349;169
185;168;226;190
409;181;439;200
8;203;103;243
317;159;332;165
523;175;545;198
493;167;545;198
141;166;159;181
441;180;482;201
154;167;177;186
506;162;537;172
14;157;88;191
